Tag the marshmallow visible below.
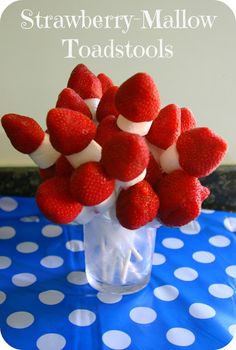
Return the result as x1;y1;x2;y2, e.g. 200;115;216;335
117;115;153;136
74;206;96;225
66;140;102;168
146;140;164;163
84;98;100;120
159;143;181;173
116;168;147;189
93;191;117;214
30;133;60;169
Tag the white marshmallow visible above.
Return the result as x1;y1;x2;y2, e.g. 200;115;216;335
117;115;153;136
74;206;95;225
93;191;117;214
84;98;100;120
146;140;164;163
116;168;147;189
66;140;102;168
29;133;60;169
159;143;181;173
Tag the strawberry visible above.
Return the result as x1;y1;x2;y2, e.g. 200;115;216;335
115;73;160;122
36;176;83;224
39;165;55;181
96;86;119;122
155;170;210;226
116;180;159;229
177;127;228;177
1;113;45;153
97;73;114;93
101;132;149;181
70;162;115;206
46;108;96;155
146;104;181;149
67;64;102;99
55;155;74;177
56;88;92;118
95;115;121;148
145;153;163;187
181;107;197;133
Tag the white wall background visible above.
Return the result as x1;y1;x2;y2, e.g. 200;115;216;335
0;0;235;166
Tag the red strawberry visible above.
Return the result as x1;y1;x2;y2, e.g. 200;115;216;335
145;153;163;187
146;104;181;149
96;86;119;122
177;127;228;177
46;108;96;155
97;73;114;93
36;176;83;224
70;162;115;206
55;155;74;177
56;88;92;118
39;165;55;181
116;180;159;229
181;107;197;133
155;170;210;226
115;73;160;122
95;115;121;148
67;64;102;99
1;114;44;153
101;132;149;181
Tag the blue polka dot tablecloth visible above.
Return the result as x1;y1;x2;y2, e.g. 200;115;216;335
0;196;236;350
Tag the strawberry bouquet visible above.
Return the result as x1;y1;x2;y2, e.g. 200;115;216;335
1;64;228;294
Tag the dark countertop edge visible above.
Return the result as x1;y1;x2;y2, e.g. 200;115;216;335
0;165;236;212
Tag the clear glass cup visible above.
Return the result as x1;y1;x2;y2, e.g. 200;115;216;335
83;214;156;295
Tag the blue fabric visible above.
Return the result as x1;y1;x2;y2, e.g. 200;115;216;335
0;196;236;350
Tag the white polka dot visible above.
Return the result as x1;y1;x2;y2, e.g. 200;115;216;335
69;309;96;326
16;242;39;253
39;290;65;305
224;217;236;232
226;265;236;278
7;311;34;329
174;267;198;281
162;238;184;249
12;273;37;287
209;235;231;247
42;225;63;237
166;327;195;346
208;284;234;299
179;221;201;234
130;307;157;324
36;333;66;350
152;253;166;265
0;197;18;212
0;256;12;269
202;209;215;214
0;226;16;239
189;303;216;319
97;293;122;304
102;330;131;350
154;285;179;301
229;324;236;336
40;256;64;268
20;216;39;223
67;271;88;285
192;251;215;263
65;240;84;252
0;291;6;304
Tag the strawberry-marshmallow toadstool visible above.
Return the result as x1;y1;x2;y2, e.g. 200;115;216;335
67;64;102;119
46;108;101;168
56;88;92;119
96;86;119;123
97;73;114;93
70;161;116;214
1;113;60;168
155;170;210;226
159;127;228;178
101;132;149;188
180;107;197;133
115;73;161;136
